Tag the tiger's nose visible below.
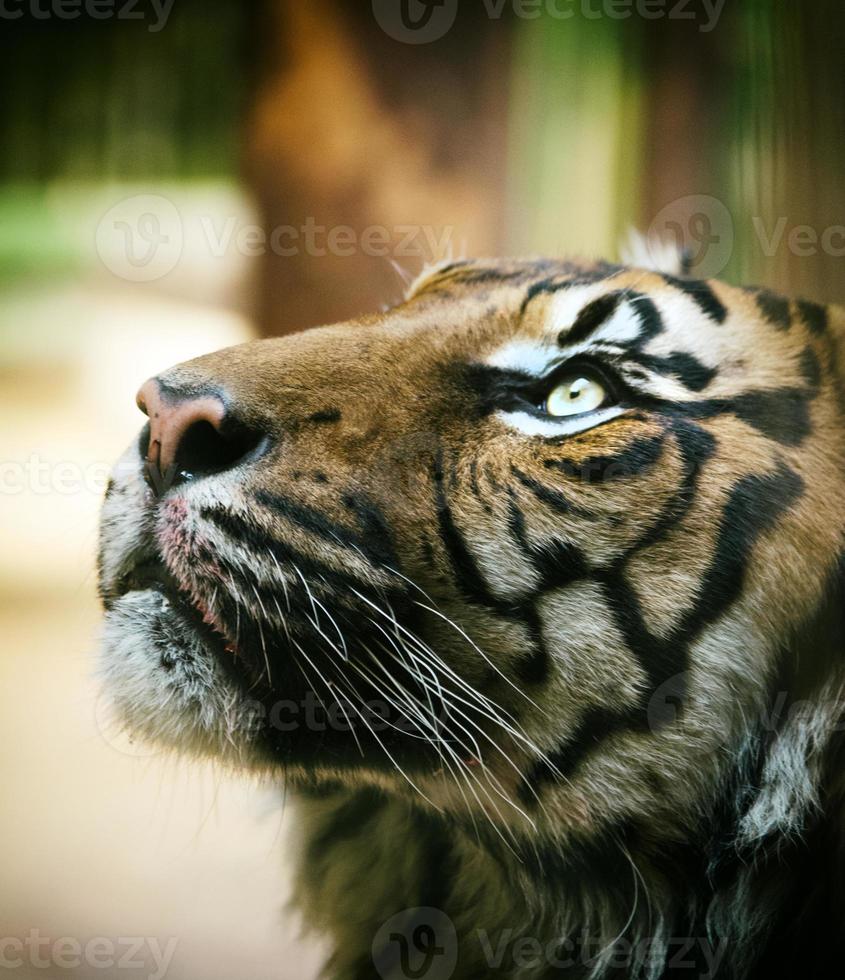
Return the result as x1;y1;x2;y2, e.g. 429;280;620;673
136;379;263;493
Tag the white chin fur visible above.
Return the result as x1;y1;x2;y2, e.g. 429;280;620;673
98;589;262;764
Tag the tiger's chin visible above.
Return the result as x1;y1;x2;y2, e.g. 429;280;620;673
98;576;452;790
99;588;265;765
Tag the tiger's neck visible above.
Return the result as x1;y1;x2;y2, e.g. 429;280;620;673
290;772;845;980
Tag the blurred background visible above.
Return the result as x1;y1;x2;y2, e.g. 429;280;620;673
2;1;844;977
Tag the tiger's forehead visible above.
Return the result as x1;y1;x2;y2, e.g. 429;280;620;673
486;278;653;374
470;265;732;374
406;257;836;388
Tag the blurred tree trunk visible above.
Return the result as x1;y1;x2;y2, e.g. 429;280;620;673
244;0;513;336
243;0;845;337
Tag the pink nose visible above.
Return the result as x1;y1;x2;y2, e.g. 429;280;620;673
136;379;227;490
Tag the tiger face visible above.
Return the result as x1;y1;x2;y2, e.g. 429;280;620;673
98;257;845;860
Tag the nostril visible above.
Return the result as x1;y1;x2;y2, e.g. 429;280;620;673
136;377;268;493
174;418;267;483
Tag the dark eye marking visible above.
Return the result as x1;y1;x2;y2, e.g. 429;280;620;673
558;293;622;346
459;364;541;415
461;359;622;419
307;408;341;424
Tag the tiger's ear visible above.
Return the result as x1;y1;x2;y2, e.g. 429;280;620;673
619;229;692;277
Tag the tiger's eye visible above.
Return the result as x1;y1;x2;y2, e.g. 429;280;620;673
545;375;607;417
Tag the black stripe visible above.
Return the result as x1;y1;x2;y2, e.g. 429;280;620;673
522;705;634;791
595;566;680;702
674;459;804;640
257;490;367;551
800;346;822;390
559;292;621;346
505;491;588;684
756;289;792;330
305;788;385;864
544;433;666;483
629;418;715;552
632;350;717;391
307;408;341;424
511;466;596;518
257;489;400;571
341;493;401;570
625;291;665;347
435;456;552;682
468;458;481;499
680;387;813;446
662;274;728;324
440;268;535;288
520;441;803;798
518;266;621;316
514;606;550;684
434;454;506;611
797;299;829;334
507;492;588;592
201;506;402;599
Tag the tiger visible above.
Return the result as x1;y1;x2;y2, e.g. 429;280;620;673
97;252;845;980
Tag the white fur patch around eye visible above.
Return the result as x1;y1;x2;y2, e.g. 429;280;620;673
495;405;626;438
484;291;647;383
484;338;560;376
550;291;644;348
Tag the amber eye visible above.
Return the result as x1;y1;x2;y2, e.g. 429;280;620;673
544;373;608;417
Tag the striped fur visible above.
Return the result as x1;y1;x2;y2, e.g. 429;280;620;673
98;258;845;979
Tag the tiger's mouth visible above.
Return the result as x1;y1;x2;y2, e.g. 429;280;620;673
101;543;455;769
109;558;239;662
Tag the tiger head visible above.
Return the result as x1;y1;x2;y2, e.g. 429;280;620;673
98;257;845;975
